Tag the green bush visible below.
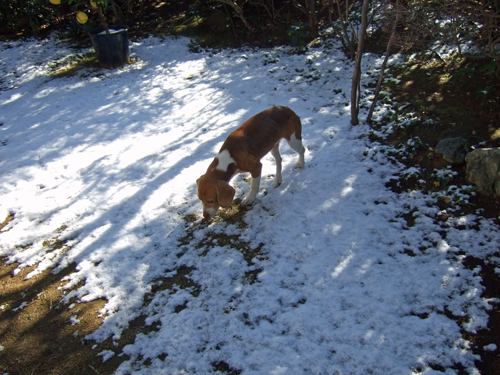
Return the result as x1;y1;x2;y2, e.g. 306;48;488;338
0;0;64;35
286;22;309;51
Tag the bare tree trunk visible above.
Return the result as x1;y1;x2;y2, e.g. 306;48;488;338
350;0;370;125
109;0;124;24
215;0;253;32
367;2;401;123
306;0;319;38
97;7;110;34
249;0;278;20
293;0;319;39
332;0;355;60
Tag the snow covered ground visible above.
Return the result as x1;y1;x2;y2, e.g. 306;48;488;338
1;34;499;374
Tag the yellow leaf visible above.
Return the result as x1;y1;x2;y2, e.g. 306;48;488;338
76;12;88;24
90;1;98;8
49;0;61;4
433;181;440;187
444;198;452;204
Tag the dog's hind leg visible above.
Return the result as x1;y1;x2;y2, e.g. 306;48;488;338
287;134;305;169
270;142;282;187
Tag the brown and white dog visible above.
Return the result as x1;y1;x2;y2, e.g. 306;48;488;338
197;106;305;219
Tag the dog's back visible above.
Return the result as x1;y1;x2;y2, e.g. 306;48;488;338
221;106;302;160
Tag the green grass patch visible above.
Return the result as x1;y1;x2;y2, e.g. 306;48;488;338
49;52;101;79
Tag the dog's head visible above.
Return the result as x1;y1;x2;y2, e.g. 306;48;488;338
197;174;235;219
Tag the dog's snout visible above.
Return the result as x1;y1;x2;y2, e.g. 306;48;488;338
201;205;218;220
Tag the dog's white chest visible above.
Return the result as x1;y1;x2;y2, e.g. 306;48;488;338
215;149;236;172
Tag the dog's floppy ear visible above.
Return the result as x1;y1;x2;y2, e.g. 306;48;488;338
216;180;235;208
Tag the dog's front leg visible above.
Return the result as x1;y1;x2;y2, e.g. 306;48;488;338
241;175;261;206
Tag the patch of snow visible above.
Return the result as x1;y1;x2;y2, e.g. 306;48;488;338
0;35;499;374
12;302;27;312
483;343;497;352
99;349;116;362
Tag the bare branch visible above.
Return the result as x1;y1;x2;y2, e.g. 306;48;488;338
367;2;402;123
214;0;253;31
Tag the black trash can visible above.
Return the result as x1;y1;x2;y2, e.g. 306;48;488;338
89;25;130;69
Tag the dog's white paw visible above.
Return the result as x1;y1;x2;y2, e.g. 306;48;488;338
241;196;254;206
274;177;282;188
294;161;305;169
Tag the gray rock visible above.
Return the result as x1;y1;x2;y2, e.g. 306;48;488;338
435;137;470;164
465;148;500;197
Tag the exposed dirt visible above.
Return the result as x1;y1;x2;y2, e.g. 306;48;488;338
379;52;500;375
0;260;109;375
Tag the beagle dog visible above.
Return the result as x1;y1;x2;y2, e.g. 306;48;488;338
197;106;305;219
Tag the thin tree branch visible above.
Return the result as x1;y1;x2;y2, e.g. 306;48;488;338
367;3;401;123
